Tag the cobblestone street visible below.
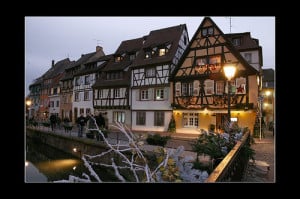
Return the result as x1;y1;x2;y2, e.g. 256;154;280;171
242;130;275;182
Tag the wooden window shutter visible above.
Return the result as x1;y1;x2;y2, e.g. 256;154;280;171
136;89;140;101
148;88;154;100
175;82;181;96
164;87;169;100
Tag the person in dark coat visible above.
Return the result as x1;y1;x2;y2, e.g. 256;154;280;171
95;113;105;129
76;113;86;137
50;114;56;131
95;113;107;140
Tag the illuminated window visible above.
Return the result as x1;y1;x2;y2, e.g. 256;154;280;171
155;89;164;100
231;117;238;122
115;56;122;62
145;51;152;59
159;48;166;56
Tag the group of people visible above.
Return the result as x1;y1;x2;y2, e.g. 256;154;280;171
76;113;106;138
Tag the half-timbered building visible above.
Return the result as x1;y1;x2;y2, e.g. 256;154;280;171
72;46;105;120
93;38;144;129
131;24;189;132
170;17;261;133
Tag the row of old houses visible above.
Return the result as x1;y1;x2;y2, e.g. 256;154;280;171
27;17;265;134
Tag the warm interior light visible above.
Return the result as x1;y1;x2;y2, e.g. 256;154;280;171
73;148;77;152
26;100;32;106
265;91;271;96
224;65;236;81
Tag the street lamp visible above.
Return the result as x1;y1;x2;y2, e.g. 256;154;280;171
26;99;32;118
223;64;236;123
26;99;32;107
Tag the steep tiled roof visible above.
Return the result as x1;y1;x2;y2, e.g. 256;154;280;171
115;37;144;55
225;32;260;51
65;52;96;70
43;58;72;79
85;48;106;64
75;54;113;76
131;24;186;67
101;38;144;72
29;76;43;88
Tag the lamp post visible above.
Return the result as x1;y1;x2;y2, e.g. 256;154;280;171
26;99;32;118
223;64;236;124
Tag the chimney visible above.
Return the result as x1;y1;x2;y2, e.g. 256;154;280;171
96;46;103;52
52;60;55;67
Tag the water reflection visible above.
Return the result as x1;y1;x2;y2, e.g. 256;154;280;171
25;138;84;182
25;161;47;182
25;137;119;182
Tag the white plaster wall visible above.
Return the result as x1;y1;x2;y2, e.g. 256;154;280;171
131;111;172;132
131;88;172;110
240;50;260;71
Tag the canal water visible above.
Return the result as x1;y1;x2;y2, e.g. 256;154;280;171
25;137;119;183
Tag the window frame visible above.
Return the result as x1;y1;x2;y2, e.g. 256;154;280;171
84;91;89;101
154;111;164;126
145;67;156;78
155;88;164;100
113;111;125;123
136;111;146;125
140;89;149;100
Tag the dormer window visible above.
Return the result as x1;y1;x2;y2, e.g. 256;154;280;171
115;56;123;62
106;71;123;80
244;53;252;63
145;51;152;59
232;37;241;46
129;53;136;61
159;48;166;56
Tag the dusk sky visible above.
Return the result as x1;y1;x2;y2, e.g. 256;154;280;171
25;16;275;96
